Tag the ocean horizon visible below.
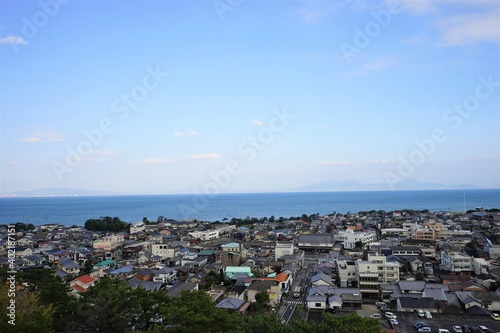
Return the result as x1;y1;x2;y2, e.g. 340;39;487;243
1;189;499;226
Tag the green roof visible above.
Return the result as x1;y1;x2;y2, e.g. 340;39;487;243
94;259;115;267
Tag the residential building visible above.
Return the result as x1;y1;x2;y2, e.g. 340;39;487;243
275;242;294;260
440;251;473;275
334;229;376;249
355;253;400;298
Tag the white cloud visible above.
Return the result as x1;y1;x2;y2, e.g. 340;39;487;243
33;130;64;142
20;137;41;143
19;130;64;143
91;150;116;156
321;159;390;166
437;11;500;46
173;129;197;137
320;161;357;166
399;0;439;15
134;158;172;164
189;153;220;160
293;0;343;24
346;56;399;76
0;35;28;46
252;119;265;127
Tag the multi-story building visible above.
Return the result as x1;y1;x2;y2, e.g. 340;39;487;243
92;234;125;251
356;253;400;299
335;256;357;288
440;251;473;275
334;229;377;249
275;242;294;260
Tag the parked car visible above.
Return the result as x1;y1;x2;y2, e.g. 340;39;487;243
375;301;386;307
414;322;428;329
491;313;500;321
379;306;391;311
452;326;463;333
479;326;490;332
417;309;425;317
462;325;471;333
370;313;381;319
385;312;397;320
424;310;432;319
389;318;398;326
437;330;450;333
418;327;432;333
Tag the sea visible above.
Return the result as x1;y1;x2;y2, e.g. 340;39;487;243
0;189;499;226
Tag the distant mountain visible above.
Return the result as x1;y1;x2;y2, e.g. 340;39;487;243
295;179;479;192
9;187;121;197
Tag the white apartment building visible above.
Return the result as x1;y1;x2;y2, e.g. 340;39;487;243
335;257;357;288
356;253;400;298
472;257;490;275
440;251;473;275
130;222;145;234
151;243;177;259
275;242;294;260
334;229;377;249
188;225;236;241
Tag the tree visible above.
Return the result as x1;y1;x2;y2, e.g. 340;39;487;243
71;278;137;333
355;240;364;249
0;285;55;333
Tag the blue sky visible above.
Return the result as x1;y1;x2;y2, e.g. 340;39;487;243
1;0;499;194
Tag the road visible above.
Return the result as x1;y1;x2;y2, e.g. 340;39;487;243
279;260;317;325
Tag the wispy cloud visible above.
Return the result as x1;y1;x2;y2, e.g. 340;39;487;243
173;129;197;137
293;0;343;24
399;0;439;15
0;35;28;46
19;130;64;143
189;153;220;160
252;119;265;127
20;137;42;143
436;11;500;46
134;157;172;164
346;56;399;76
320;161;357;166
92;150;116;156
321;159;390;166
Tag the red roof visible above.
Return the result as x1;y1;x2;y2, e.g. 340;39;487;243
77;274;96;285
72;284;86;292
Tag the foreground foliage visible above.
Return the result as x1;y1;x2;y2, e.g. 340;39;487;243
0;270;382;333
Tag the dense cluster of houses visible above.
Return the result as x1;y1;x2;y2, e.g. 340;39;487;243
1;207;500;318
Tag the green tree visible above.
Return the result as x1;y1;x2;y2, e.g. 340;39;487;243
162;290;236;333
71;278;137;333
0;285;55;333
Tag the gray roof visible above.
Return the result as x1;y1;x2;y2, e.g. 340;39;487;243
311;272;333;285
399;281;426;292
306;295;326;302
128;278;163;291
216;297;246;310
166;282;197;298
398;297;437;309
248;280;278;292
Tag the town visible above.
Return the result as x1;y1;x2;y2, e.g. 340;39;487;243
2;207;500;333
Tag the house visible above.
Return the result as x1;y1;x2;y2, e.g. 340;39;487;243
152;267;177;284
310;272;333;287
247;280;281;307
225;266;253;279
70;274;96;294
59;258;80;276
227;283;247;300
306;294;327;310
456;291;500;311
297;234;334;252
396;297;438;313
215;297;249;314
128;278;163;292
134;269;153;281
166;281;198;298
